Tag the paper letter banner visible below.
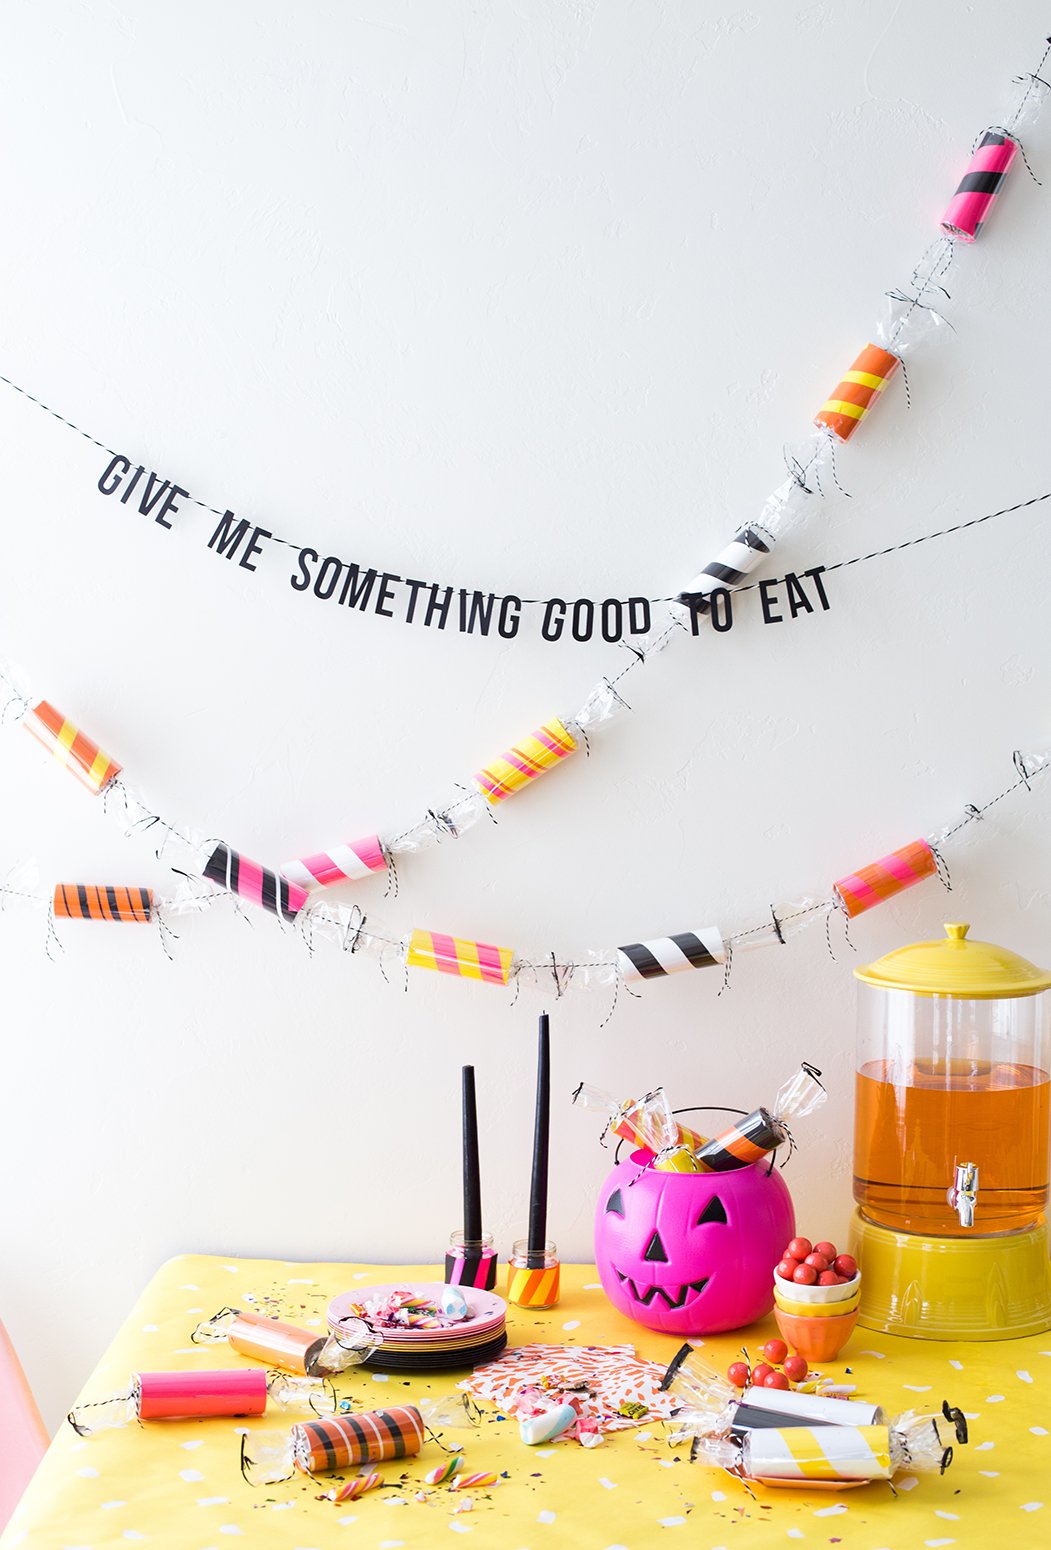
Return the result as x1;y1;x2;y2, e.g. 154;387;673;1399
203;843;309;922
942;130;1018;241
281;834;386;890
53;884;153;922
23;701;122;795
814;344;900;443
617;928;725;982
833;838;938;918
407;928;514;985
474;719;577;804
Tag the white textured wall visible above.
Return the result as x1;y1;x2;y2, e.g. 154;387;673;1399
2;2;1050;1433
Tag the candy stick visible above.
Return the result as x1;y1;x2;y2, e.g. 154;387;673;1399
451;1471;500;1489
330;1471;382;1501
423;1456;464;1485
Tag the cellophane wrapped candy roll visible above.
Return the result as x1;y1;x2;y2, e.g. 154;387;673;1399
241;1405;425;1483
834;837;937;918
695;1064;825;1172
193;1307;379;1375
814;344;900;443
22;700;122;794
407;928;513;985
617;927;724;983
281;835;387;890
53;884;152;922
690;1412;951;1482
473;718;577;805
941;131;1018;241
202;842;309;923
571;1084;707;1159
69;1370;268;1435
663;1349;885;1433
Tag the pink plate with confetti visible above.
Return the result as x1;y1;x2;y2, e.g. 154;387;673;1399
327;1281;507;1347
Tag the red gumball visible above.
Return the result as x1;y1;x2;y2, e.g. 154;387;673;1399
783;1354;808;1382
792;1263;817;1286
833;1254;858;1279
727;1362;750;1388
803;1253;830;1273
760;1338;787;1365
762;1370;790;1390
776;1258;800;1281
786;1237;812;1261
817;1270;840;1286
751;1362;774;1385
813;1241;837;1261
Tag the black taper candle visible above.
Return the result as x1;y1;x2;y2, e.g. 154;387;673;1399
526;1012;551;1268
462;1065;483;1245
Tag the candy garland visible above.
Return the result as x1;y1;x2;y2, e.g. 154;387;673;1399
0;44;1049;1003
3;42;1050;649
1;659;1049;1002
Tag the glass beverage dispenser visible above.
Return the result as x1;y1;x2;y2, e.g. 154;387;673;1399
848;924;1051;1340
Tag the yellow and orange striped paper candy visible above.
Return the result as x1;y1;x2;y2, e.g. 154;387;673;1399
474;718;577;805
814;344;900;443
23;701;122;794
407;929;514;986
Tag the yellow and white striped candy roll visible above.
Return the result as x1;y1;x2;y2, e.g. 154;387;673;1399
407;928;514;986
473;718;577;805
742;1425;893;1481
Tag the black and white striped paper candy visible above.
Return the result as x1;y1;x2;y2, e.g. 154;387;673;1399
617;927;725;983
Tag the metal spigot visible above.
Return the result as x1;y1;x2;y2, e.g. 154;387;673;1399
947;1162;979;1228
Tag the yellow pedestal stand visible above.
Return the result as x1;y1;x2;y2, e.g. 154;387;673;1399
848;1206;1051;1340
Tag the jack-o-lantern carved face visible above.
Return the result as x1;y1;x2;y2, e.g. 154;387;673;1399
593;1150;795;1334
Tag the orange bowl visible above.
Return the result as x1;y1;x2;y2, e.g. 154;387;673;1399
773;1304;859;1363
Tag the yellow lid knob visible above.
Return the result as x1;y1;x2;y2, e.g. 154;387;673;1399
854;922;1051;998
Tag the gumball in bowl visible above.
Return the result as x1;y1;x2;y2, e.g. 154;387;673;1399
593;1149;795;1334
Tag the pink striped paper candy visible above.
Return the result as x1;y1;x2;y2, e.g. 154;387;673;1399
281;834;386;890
834;839;938;918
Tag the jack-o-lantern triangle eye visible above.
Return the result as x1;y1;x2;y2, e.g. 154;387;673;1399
696;1196;728;1226
605;1188;625;1217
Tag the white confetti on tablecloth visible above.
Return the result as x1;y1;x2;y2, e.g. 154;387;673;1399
461;1343;678;1429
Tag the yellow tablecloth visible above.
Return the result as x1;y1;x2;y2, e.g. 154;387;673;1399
3;1254;1049;1549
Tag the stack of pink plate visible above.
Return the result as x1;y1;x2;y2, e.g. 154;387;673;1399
327;1282;508;1373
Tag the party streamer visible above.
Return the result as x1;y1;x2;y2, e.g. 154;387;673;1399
22;701;122;794
53;884;152;922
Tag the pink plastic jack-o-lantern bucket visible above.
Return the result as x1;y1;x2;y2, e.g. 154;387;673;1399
593;1150;795;1334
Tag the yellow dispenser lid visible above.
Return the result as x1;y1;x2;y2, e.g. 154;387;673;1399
854;922;1051;998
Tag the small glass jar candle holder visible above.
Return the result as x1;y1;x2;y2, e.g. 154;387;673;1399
445;1230;498;1290
507;1239;560;1309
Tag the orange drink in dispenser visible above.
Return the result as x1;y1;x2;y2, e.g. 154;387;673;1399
848;923;1051;1339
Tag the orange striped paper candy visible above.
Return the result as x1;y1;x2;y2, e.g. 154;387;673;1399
833;839;938;919
473;718;577;805
22;701;122;794
407;929;514;986
53;884;152;922
814;344;900;443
